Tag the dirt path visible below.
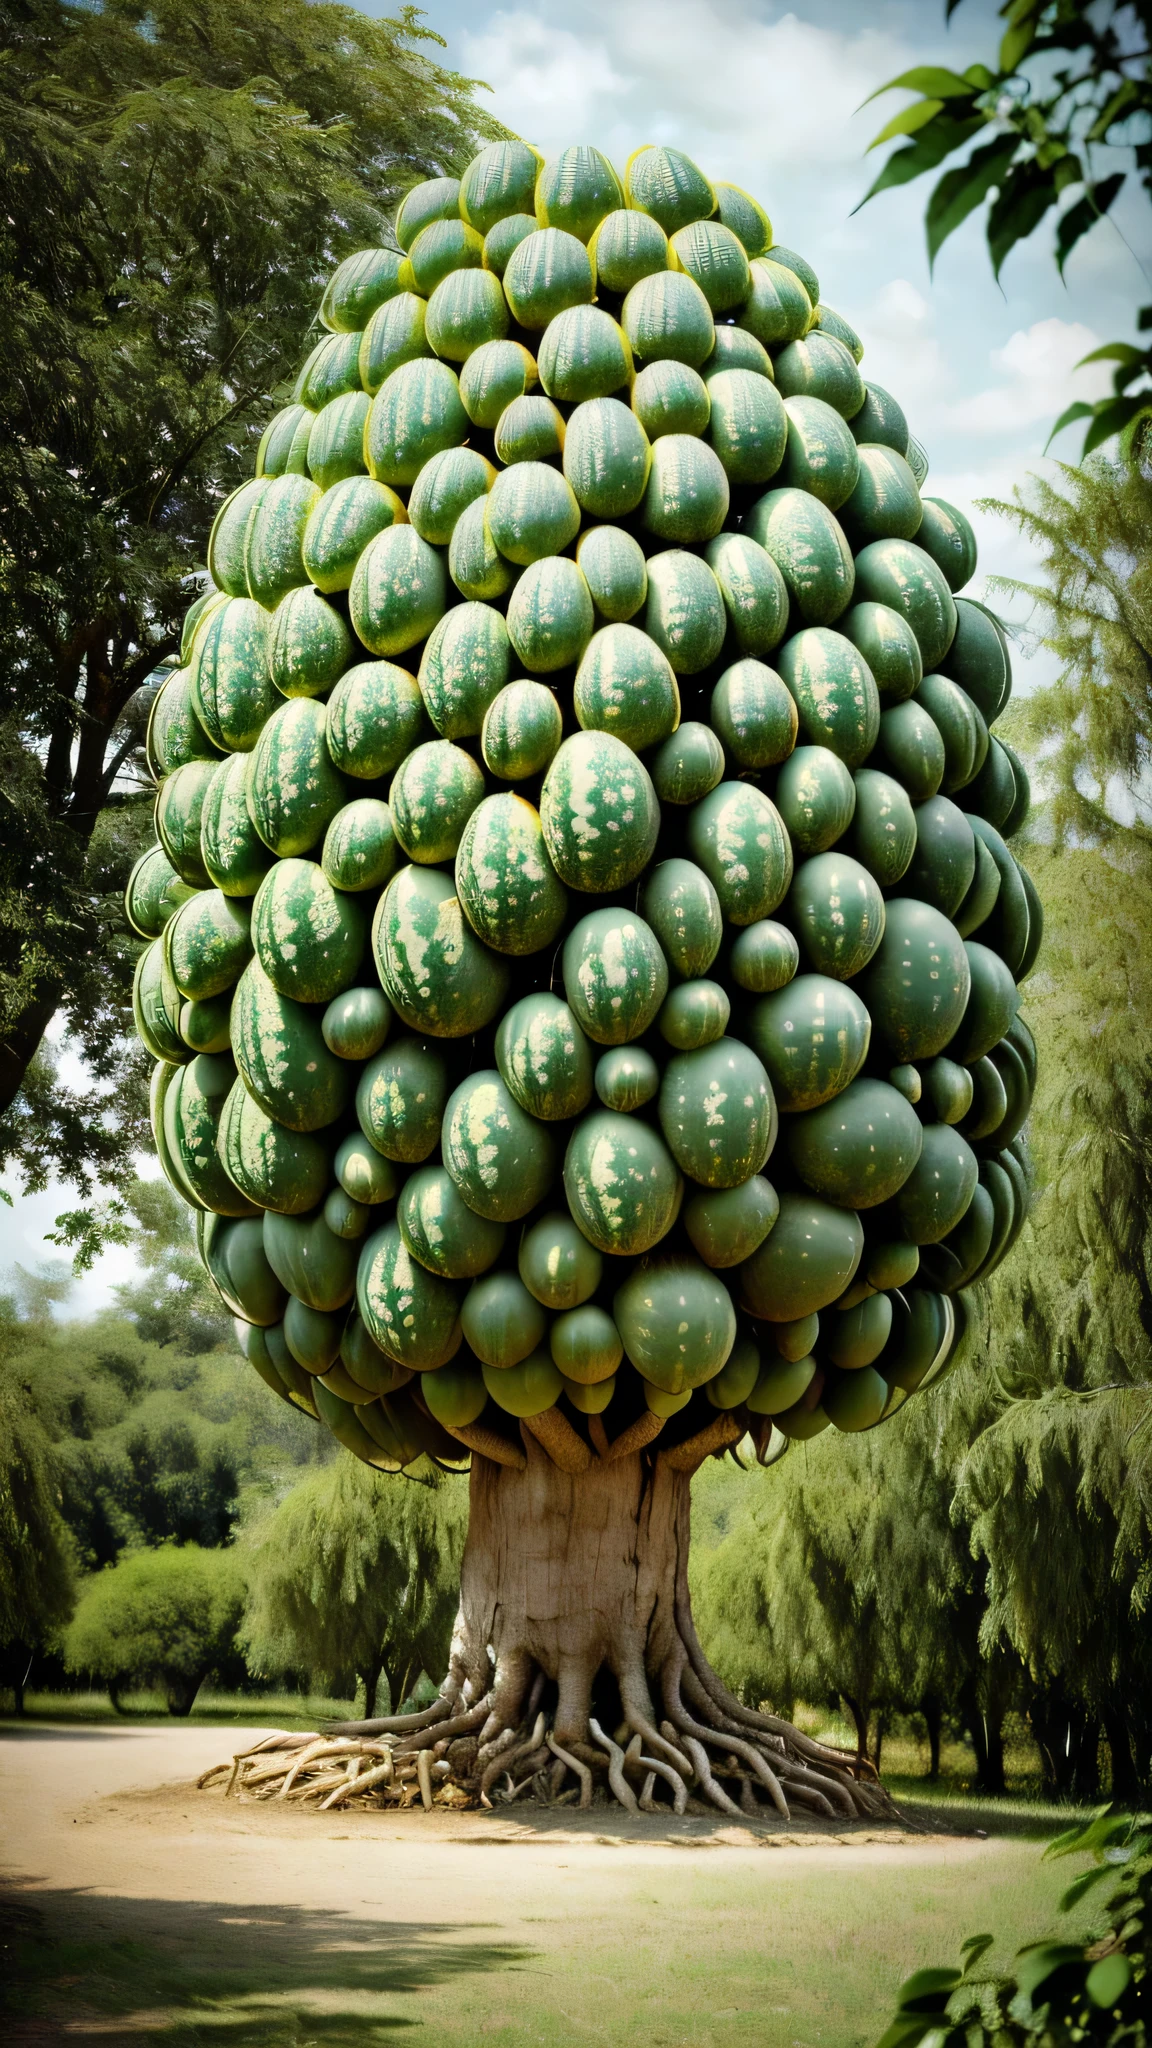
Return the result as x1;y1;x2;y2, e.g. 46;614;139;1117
1;1722;1068;2046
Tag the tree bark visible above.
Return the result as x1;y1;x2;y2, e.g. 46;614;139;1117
841;1692;870;1766
922;1695;942;1781
1104;1709;1140;1807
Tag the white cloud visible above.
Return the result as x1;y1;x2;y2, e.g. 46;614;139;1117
948;318;1111;435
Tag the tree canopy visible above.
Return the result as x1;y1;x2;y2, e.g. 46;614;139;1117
63;1540;245;1713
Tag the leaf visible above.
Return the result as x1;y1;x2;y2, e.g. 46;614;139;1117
1085;1953;1131;2008
1059;1866;1114;1911
1083;395;1152;456
1056;174;1126;274
1077;343;1145;369
960;1933;995;1973
861;66;977;108
1013;1942;1085;2000
896;1967;962;2011
1000;2;1043;73
868;100;945;151
926;135;1020;267
987;160;1057;278
856;114;988;209
1087;79;1140;144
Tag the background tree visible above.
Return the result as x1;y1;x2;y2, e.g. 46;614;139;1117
859;0;1151;454
0;0;503;1252
0;1329;76;1713
63;1542;244;1714
240;1457;467;1717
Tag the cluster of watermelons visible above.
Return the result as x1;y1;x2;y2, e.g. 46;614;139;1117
129;139;1038;1469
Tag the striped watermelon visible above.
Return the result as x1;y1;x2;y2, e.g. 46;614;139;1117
348;525;447;657
320;247;405;333
267;585;351;699
218;1077;330;1215
231;956;351;1131
256;404;313;479
705;533;789;659
455;792;568;955
644;550;726;673
705;369;787;485
442;1071;556;1221
358;293;431;396
408;447;496;548
495;992;594;1121
576;524;648;621
574;622;680;752
365;359;469;487
389;740;484;864
124;844;197;939
244;475;321;609
625;145;715;235
687;781;793;925
373;864;510;1036
302;476;406;595
589;207;669;294
425;267;508;361
643;433;730;542
418;602;510;738
503;227;594;329
632;359;711;439
535;145;622;243
622;269;714;367
670;220;751;313
246;698;347;858
156;760;216;885
563;398;651;519
251;858;367;1003
506;556;594;672
540;730;660;892
538;304;632;400
167;889;252;1001
200;753;275;896
746;490;855;626
190;599;276;751
459;338;538;426
306;391;371;492
460;139;541;235
780;396;860;509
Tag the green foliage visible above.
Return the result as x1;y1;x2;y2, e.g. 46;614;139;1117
874;1810;1150;2046
859;2;1152;456
240;1456;467;1713
0;0;504;1246
110;1178;234;1354
0;1342;76;1705
63;1542;245;1715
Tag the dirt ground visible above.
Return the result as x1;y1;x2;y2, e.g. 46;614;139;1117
0;1721;1074;2046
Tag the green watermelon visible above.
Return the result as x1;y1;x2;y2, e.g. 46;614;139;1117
320;247;405;333
670;219;751;311
306;390;371;492
840;600;923;702
738;258;812;347
640;858;723;979
292;330;362;408
589;207;669;293
921;1056;975;1127
644;550;727;673
650;720;725;805
614;1259;736;1393
853;540;957;671
244;474;321;610
625;144;716;234
442;1070;556;1223
155;759;216;885
208;478;271;599
709;658;796;769
202;1214;286;1326
493;393;566;466
164;1055;255;1215
536;144;622;242
594;1045;659;1111
460;138;540;234
739;1193;864;1322
324;1185;372;1244
774;332;865;420
167;889;252;1001
705;532;789;659
418;602;510;740
540;731;660;893
302;476;406;595
482;1348;564;1418
421;1355;489;1429
356;1036;447;1163
842;445;922;543
357;1220;462;1370
425;267;508;361
915;497;977;591
321;984;392;1061
251;858;366;1004
939;599;1010;723
684;1175;780;1270
702;369;787;486
776;627;880;767
746;1352;816;1417
895;1125;979;1244
686;781;793;925
321;797;398;894
713;180;772;258
256;403;313;478
659;1036;775;1187
576;524;648;623
461;1269;547;1367
455;793;568;956
481;680;563;780
746;490;854;626
865;1240;920;1290
519;1211;603;1310
267;585;351;699
948;940;1019;1063
177;985;232;1058
631;359;711;440
622;270;715;367
849;383;908;453
746;973;871;1111
788;851;885;981
503;227;594;329
905;796;976;919
283;1296;344;1373
365;358;468;487
780;395;860;509
846;767;917;886
200;753;275;897
263;1208;357;1312
358;293;431;396
218;1077;330;1215
643;433;730;543
814;304;863;361
399;1165;507;1278
495;992;594;1121
966;736;1019;833
340;1306;410;1393
459;338;538;427
231;957;350;1132
823;1364;888;1430
858;897;970;1061
404;217;484;296
124;845;197;939
574;622;679;752
563;1111;683;1256
774;745;856;855
389;740;485;864
876;699;946;802
564;398;652;520
486;461;581;566
562;906;669;1045
246;698;347;857
787;1078;922;1209
325;660;430;780
407;448;496;549
826;1293;895;1369
916;674;984;793
373;865;509;1037
348;524;447;657
768;245;821;303
539;304;632;400
190;598;276;751
728;919;800;994
704;324;774;379
550;1303;622;1383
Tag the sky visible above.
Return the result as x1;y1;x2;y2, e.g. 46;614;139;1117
6;0;1149;1315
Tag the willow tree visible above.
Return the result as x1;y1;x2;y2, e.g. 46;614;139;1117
130;137;1039;1817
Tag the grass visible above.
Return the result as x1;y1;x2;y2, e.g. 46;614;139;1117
13;1687;359;1728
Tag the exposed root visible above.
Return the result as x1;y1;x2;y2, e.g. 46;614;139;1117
546;1733;592;1809
589;1718;638;1812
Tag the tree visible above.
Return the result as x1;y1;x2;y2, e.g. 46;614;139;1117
859;0;1152;455
240;1458;467;1716
0;1340;76;1713
0;0;504;1250
64;1542;244;1713
111;1178;233;1354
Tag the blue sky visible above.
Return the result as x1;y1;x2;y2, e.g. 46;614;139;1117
8;0;1149;1313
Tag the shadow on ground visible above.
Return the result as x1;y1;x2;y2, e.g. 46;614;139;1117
1;1880;534;2046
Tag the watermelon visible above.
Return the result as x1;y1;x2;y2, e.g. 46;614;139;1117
775;745;856;855
443;1070;556;1222
776;628;880;768
293;330;363;408
853;540;957;672
859;898;971;1061
425;267;508;361
356;1036;447;1164
551;1304;623;1383
218;1077;330;1215
576;525;648;623
645;550;727;673
405;218;484;297
455;792;568;955
540;731;660;892
704;324;774;379
614;1259;736;1393
948;940;1020;1063
954;835;1002;938
787;1077;922;1209
826;1293;894;1369
246;698;346;858
789;851;885;981
780;396;860;509
231;957;350;1131
840;600;923;702
263;1209;356;1314
746;1352;817;1416
657;981;729;1053
462;1271;546;1367
321;798;397;894
167;889;252;1001
358;293;431;396
202;1214;286;1327
306;391;371;493
325;660;429;780
895;1124;979;1245
939;599;1010;722
916;674;984;792
921;1056;975;1127
418;603;510;741
244;474;321;611
738;258;812;347
640;858;723;978
631;359;711;440
389;740;484;865
190;599;276;751
302;475;406;595
124;845;197;939
670;219;751;313
849;383;908;453
650;720;725;805
705;533;789;658
320;247;405;333
713;180;772;258
842;445;922;543
589;207;669;293
814;304;863;361
459;338;538;427
711;659;797;770
421;1356;489;1429
563;906;669;1045
399;1165;507;1279
773;1313;821;1362
507;556;594;671
178;987;232;1060
739;1193;864;1322
283;1297;344;1373
966;736;1019;833
574;623;679;752
536;144;622;242
200;753;275;897
482;679;563;781
960;1056;1009;1142
539;305;632;401
373;865;509;1037
643;433;730;542
626;144;715;234
493;394;566;465
685;1175;779;1270
348;525;447;657
341;1307;410;1393
503;227;594;329
483;1349;564;1418
774;332;865;420
747;973;871;1111
622;270;715;367
487;462;581;567
483;214;537;277
564;397;651;520
746;491;854;626
365;359;468;487
659;1036;775;1186
163;1055;255;1216
686;780;793;925
321;984;392;1061
461;139;541;234
594;1045;659;1111
846;767;918;886
876;699;946;802
769;244;820;301
208;478;271;599
563;1111;683;1256
729;919;800;994
701;369;787;486
519;1211;603;1310
357;1221;462;1370
408;448;496;548
156;759;216;885
823;1364;888;1430
267;585;351;700
905;796;976;919
257;404;313;479
915;497;977;592
251;858;366;1004
866;1240;920;1290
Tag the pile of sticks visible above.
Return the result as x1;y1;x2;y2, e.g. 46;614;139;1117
196;1730;472;1811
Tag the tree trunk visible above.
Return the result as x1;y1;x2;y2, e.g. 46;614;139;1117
922;1695;942;1782
982;1705;1007;1797
1104;1710;1139;1808
335;1430;891;1822
108;1676;130;1714
164;1671;204;1717
840;1692;870;1766
357;1664;382;1721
